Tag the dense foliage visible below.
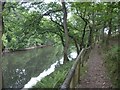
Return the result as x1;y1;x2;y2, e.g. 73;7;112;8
0;1;119;88
1;2;119;60
103;35;120;88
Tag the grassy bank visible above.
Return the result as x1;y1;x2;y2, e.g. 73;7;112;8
32;61;73;88
32;60;87;89
103;44;120;88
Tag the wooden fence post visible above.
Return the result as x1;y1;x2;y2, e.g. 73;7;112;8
70;76;74;88
78;59;80;83
61;49;86;89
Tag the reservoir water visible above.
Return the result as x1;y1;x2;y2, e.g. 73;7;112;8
0;45;77;88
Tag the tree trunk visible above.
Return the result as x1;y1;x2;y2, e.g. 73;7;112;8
117;2;120;88
61;1;69;63
0;1;3;89
102;22;106;43
2;13;4;52
118;2;120;39
87;25;93;47
80;21;87;50
106;18;112;45
106;5;113;46
73;38;79;55
87;11;95;47
68;35;80;55
0;2;5;55
0;1;2;55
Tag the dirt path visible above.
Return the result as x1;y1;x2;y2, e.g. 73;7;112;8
77;44;112;88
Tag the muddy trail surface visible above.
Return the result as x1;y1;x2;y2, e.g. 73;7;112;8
77;44;112;88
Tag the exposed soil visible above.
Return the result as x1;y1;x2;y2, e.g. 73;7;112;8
77;44;112;88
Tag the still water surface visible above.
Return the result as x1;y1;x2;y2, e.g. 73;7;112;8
0;45;77;88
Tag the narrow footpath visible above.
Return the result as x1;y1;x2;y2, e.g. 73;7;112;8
77;44;112;88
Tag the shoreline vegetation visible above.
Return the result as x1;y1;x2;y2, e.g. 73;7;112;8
32;61;74;88
32;60;87;88
2;44;53;54
31;50;88;89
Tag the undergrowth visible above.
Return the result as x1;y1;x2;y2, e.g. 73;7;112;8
32;61;73;88
103;44;120;88
32;59;87;89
